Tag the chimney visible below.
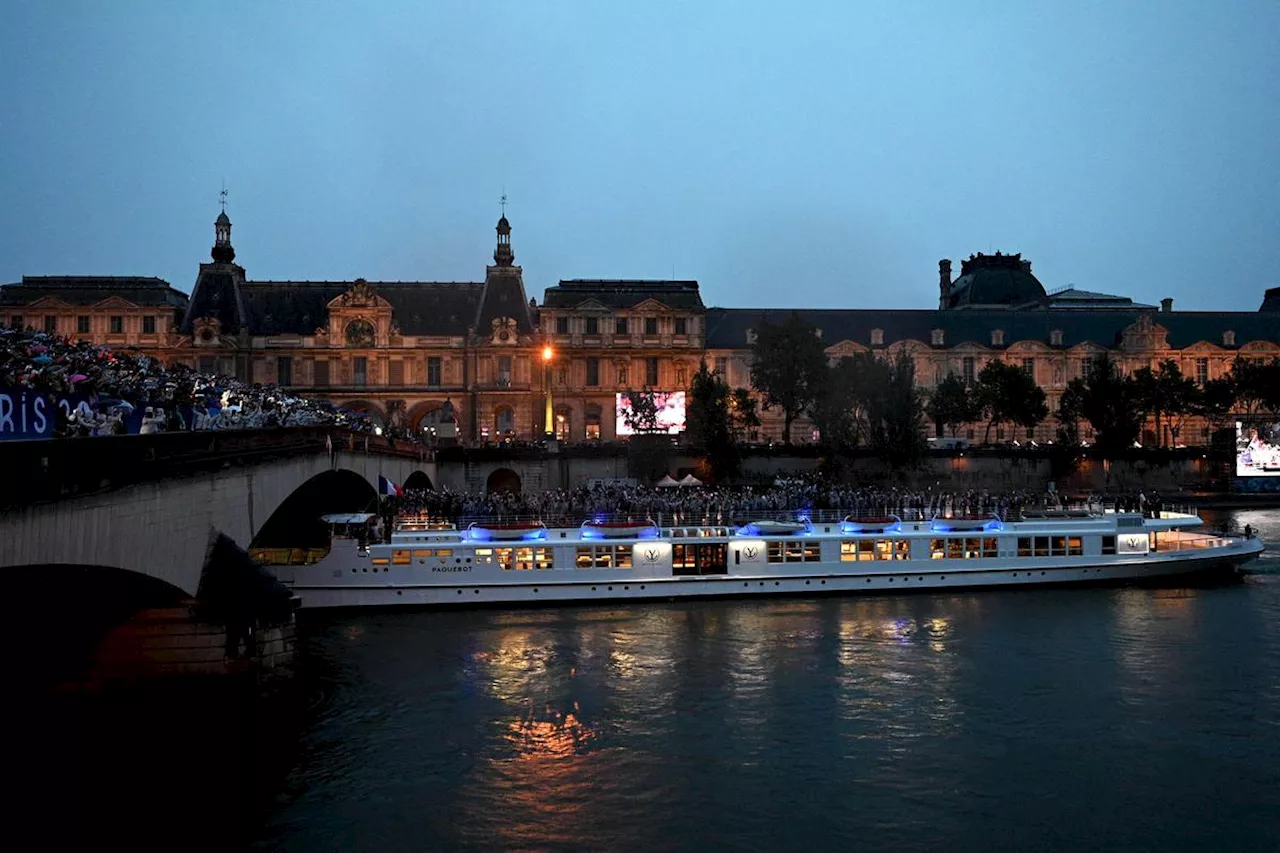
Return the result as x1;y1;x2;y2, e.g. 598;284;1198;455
1160;297;1173;313
938;259;952;309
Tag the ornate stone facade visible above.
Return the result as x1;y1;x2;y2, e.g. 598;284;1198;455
4;215;1277;446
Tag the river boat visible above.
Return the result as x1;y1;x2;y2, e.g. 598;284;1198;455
267;508;1265;610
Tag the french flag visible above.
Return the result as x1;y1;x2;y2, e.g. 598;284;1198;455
378;475;402;497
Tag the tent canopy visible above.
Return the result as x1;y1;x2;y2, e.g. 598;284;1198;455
678;473;703;486
655;475;680;488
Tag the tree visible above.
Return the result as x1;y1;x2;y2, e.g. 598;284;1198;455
728;388;760;443
1077;356;1145;452
1233;356;1280;419
1196;376;1237;439
809;356;866;451
926;373;979;438
1155;362;1201;446
972;360;1048;444
1130;359;1198;446
863;352;925;467
684;362;738;480
748;313;829;445
1056;378;1087;445
620;389;660;434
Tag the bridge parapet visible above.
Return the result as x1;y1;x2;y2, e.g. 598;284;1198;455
0;428;431;511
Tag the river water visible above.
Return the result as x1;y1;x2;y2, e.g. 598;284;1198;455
29;510;1279;851
238;508;1280;852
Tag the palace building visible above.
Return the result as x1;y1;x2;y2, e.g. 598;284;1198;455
3;209;1278;445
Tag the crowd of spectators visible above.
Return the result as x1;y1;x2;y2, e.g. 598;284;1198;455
0;326;392;438
393;476;1107;527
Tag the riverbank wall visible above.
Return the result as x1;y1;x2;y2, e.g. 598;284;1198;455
430;444;1275;497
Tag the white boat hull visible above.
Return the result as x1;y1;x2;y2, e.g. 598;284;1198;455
284;542;1263;610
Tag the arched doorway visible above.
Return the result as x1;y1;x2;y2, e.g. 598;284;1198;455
251;469;378;551
404;470;434;491
409;399;459;443
339;399;386;427
486;468;522;495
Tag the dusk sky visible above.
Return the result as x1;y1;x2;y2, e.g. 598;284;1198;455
2;1;1277;311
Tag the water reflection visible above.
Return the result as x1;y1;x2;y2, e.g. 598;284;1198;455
1109;588;1205;708
261;509;1280;853
505;701;598;760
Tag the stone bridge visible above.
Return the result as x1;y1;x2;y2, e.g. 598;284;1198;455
0;429;435;595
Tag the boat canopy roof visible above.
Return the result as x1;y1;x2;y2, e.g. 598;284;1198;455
321;513;376;524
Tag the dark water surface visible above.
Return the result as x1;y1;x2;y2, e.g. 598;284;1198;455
248;508;1280;852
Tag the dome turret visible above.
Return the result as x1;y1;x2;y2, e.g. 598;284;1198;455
944;252;1045;309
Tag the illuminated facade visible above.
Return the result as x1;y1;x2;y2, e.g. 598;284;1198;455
0;276;188;352
4;214;1278;446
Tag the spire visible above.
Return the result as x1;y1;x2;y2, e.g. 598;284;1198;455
493;194;514;267
212;188;235;263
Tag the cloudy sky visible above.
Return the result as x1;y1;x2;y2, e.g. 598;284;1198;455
2;1;1277;311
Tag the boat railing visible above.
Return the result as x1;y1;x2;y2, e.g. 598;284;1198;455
414;502;1203;531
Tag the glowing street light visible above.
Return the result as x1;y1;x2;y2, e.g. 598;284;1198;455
545;343;555;435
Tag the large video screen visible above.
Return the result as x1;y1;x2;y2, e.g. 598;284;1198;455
616;392;686;435
1236;420;1280;477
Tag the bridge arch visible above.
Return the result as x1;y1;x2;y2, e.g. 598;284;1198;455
404;470;434;491
486;467;522;494
251;468;378;551
2;563;189;687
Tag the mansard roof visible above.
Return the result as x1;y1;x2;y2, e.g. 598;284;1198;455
705;307;1280;351
1261;287;1280;312
182;264;247;334
240;281;484;336
474;267;535;334
1042;286;1155;310
0;276;188;309
543;280;704;310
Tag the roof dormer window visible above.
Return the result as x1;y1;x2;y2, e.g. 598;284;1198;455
931;329;945;346
870;328;884;346
991;329;1005;347
746;328;757;344
1223;330;1236;347
1050;329;1064;347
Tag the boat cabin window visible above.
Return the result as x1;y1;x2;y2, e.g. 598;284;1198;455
1018;536;1083;557
575;546;628;569
767;541;821;563
496;547;554;570
1101;535;1117;555
930;538;998;559
840;540;910;561
392;549;411;565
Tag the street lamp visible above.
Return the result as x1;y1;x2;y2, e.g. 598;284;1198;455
542;346;554;437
